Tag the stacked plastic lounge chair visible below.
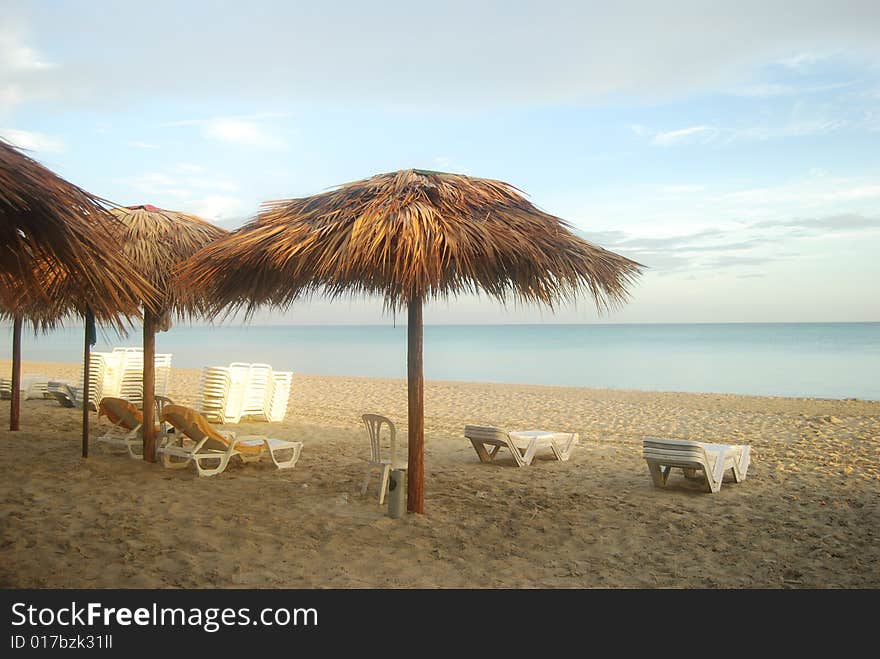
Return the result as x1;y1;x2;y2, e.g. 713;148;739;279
116;348;145;406
23;377;51;400
76;347;173;411
78;352;110;411
114;348;172;408
239;363;273;422
267;371;293;422
1;376;52;400
223;363;250;424
642;437;750;493
196;366;232;423
196;362;293;424
0;375;51;400
154;353;172;401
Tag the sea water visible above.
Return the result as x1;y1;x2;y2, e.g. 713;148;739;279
2;322;878;400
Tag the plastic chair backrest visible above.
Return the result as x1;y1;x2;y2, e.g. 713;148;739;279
98;397;143;430
162;404;231;452
362;413;396;463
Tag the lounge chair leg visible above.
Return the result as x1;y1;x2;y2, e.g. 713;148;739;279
470;439;495;463
731;446;751;482
194;455;227;477
268;443;302;469
160;452;190;470
549;432;578;461
520;438;539;466
647;461;670;488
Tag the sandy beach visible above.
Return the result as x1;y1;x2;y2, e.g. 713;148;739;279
1;359;878;589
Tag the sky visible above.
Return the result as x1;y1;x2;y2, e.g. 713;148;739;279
2;0;879;325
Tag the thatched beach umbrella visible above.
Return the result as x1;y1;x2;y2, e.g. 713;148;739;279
177;169;643;513
1;264;139;432
1;140;157;445
108;205;228;462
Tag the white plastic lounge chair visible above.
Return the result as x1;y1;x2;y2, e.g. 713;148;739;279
47;381;83;408
158;404;303;477
642;437;751;493
97;397;161;459
464;425;579;467
0;378;11;400
23;378;50;400
361;414;407;504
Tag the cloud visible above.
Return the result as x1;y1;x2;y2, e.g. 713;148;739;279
753;213;880;231
172;163;204;173
659;184;706;196
0;128;64;152
115;167;243;215
0;29;54;72
638;112;856;148
730;80;858;98
733;117;850;141
651;125;716;146
720;179;880;207
6;2;880;110
576;229;630;247
0;26;57;114
191;195;247;223
778;51;832;70
128;140;159;149
701;254;775;268
163;114;287;148
579;212;880;276
202;118;283;148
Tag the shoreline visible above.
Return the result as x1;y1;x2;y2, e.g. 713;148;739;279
1;358;878;588
2;359;877;406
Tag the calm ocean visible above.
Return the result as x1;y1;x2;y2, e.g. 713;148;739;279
2;322;878;400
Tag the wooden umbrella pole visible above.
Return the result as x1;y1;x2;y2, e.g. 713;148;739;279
10;315;22;431
142;309;156;463
81;319;90;458
407;295;425;514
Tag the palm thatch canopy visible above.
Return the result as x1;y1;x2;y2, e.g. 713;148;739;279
2;258;146;334
108;205;228;316
178;169;642;314
0;139;157;318
177;169;644;514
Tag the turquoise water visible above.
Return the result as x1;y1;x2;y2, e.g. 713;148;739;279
2;322;878;400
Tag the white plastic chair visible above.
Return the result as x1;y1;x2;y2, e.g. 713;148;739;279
361;414;406;504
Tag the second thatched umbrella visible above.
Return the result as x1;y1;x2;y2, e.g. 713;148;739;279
108;205;228;462
177;169;643;513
